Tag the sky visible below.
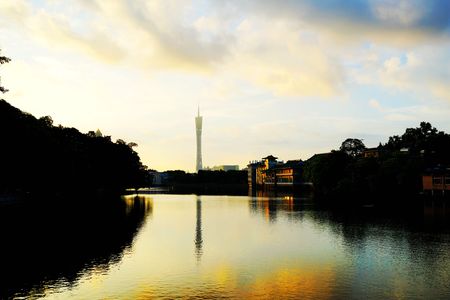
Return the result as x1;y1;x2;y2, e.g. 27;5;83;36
1;0;450;172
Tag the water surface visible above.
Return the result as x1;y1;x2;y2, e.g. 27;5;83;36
1;194;450;299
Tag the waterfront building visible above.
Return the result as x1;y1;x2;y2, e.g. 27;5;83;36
423;166;450;196
195;107;203;172
248;155;303;189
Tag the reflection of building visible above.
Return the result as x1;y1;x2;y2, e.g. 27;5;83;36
248;155;303;189
249;196;310;222
210;165;239;171
195;107;203;172
423;166;450;196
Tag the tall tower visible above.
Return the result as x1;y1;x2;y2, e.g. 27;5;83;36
195;106;203;172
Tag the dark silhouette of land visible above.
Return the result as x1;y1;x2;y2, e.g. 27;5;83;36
303;122;450;205
150;170;248;195
0;99;149;197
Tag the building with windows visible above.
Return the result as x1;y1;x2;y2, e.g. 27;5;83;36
247;155;303;189
423;166;450;196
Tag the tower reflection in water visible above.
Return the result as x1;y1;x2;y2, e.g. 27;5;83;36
195;195;203;261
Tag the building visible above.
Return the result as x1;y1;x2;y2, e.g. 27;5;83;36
423;166;450;196
148;171;168;186
362;147;380;158
248;155;303;189
211;165;240;171
195;107;203;172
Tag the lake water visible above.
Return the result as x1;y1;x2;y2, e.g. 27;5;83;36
1;194;450;299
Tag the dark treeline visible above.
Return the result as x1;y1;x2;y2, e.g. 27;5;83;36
303;122;450;206
164;169;247;184
0;99;148;195
162;170;248;195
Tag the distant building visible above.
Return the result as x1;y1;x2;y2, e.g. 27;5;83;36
148;171;168;186
211;165;240;171
362;148;381;158
248;155;303;189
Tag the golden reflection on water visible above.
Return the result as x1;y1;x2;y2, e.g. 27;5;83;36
126;265;336;299
240;266;336;299
122;194;154;216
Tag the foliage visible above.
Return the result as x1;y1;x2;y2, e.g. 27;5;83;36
0;49;11;93
160;169;248;195
0;100;148;194
340;138;366;157
303;122;450;205
164;170;247;185
382;121;450;165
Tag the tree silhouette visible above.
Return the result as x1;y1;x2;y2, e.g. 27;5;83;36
0;99;149;194
304;122;450;204
0;49;11;93
340;138;366;157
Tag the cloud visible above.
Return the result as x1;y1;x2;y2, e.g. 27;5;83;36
368;99;382;110
385;113;414;121
223;18;344;97
370;0;426;26
75;0;233;71
73;0;345;97
2;0;450;100
0;0;125;63
232;0;450;47
366;98;450;123
375;49;450;101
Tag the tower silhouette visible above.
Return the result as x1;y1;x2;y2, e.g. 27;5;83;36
195;107;203;172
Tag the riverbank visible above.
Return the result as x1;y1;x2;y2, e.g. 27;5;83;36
130;183;249;196
0;193;26;206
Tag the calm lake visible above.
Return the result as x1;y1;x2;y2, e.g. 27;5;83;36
1;194;450;299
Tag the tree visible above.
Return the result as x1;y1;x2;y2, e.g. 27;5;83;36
340;138;366;157
383;122;449;153
0;49;11;93
39;116;54;127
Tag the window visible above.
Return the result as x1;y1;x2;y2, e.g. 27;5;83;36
433;177;442;185
446;177;450;185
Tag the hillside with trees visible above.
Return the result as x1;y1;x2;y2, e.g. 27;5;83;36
0;99;148;195
303;122;450;205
